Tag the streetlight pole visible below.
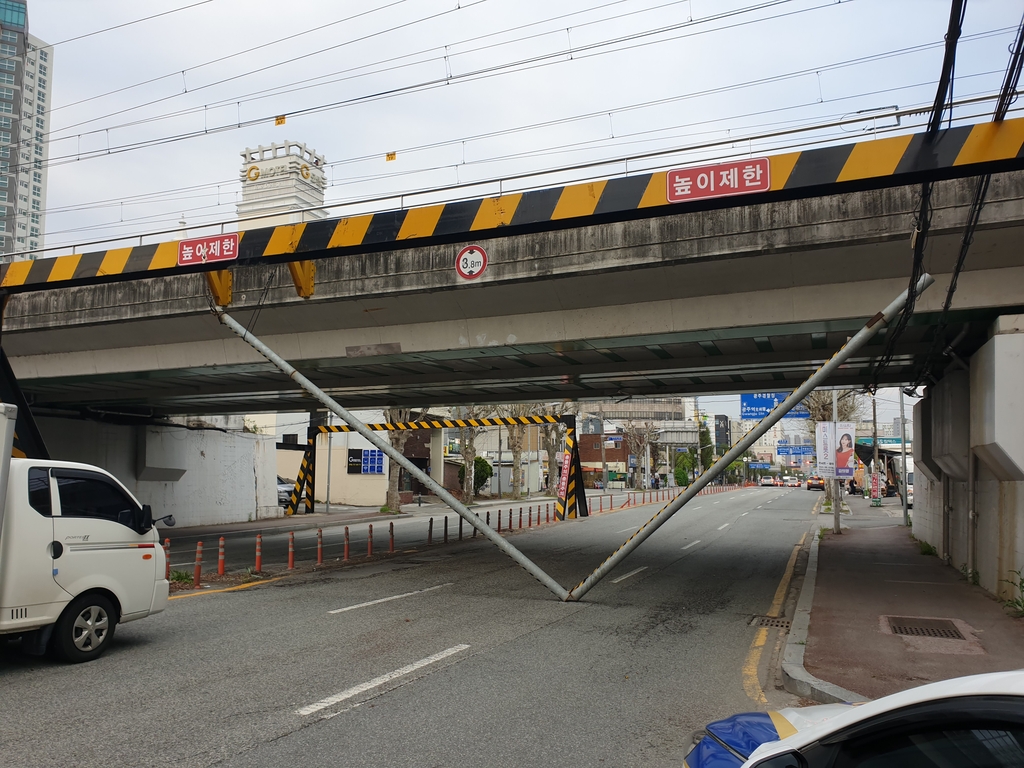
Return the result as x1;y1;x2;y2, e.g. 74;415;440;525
899;390;909;526
599;405;608;490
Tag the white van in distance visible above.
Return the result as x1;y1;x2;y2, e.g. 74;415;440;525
0;403;172;662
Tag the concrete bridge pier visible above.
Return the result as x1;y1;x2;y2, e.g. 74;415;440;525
914;314;1024;600
34;415;280;527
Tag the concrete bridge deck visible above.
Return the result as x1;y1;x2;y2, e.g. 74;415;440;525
5;166;1024;414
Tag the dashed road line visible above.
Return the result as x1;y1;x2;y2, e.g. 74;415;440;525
616;526;639;534
717;523;730;530
681;540;701;550
296;644;471;716
328;583;452;614
611;566;648;584
741;512;749;516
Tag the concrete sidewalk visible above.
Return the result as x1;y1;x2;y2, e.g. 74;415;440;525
784;492;1024;703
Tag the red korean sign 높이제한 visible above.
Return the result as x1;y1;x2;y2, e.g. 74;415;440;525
666;157;770;203
178;233;239;267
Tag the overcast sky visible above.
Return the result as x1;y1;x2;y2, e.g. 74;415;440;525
27;0;1021;421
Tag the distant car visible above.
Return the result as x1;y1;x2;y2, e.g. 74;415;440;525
684;670;1024;768
806;475;825;491
278;476;293;506
774;477;784;486
759;476;775;487
784;476;800;487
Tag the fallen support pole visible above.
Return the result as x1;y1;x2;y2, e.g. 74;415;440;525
567;274;935;602
214;307;570;601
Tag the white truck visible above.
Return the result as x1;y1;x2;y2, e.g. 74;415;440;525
0;403;173;662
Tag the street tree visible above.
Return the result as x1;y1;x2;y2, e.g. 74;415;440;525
383;407;424;513
455;404;493;503
496;403;537;499
623;420;659;488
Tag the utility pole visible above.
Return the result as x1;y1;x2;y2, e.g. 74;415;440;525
694;396;703;479
872;392;880;507
899;390;909;526
325;412;333;515
599;405;608;490
833;390;841;534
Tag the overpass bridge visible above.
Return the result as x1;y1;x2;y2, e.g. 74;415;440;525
4;118;1024;415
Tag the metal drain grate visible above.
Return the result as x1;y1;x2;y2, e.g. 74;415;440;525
887;616;964;640
751;616;791;630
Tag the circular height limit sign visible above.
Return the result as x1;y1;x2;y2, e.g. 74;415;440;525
455;245;488;279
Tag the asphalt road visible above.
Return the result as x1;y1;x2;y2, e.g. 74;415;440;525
1;486;820;767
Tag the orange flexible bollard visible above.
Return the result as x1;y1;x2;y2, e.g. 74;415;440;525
497;513;501;533
163;538;171;580
367;524;373;557
193;541;203;589
508;510;513;530
317;528;323;565
389;522;395;553
344;526;350;561
428;517;434;544
458;516;463;541
546;504;550;523
528;506;532;528
255;534;262;573
287;531;295;570
218;536;225;576
444;515;449;544
519;507;523;529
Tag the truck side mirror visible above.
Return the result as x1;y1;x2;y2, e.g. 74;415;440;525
138;504;154;533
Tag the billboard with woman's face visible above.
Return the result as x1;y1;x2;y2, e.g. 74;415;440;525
835;423;856;478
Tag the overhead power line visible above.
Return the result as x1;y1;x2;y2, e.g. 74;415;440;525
30;20;1014;180
42;0;217;48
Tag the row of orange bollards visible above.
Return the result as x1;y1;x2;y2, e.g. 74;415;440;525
178;498;579;585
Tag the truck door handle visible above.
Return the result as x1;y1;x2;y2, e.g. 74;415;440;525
51;541;63;559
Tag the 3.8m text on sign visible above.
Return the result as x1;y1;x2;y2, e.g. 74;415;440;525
666;158;770;204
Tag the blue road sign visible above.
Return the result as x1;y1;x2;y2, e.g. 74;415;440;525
740;392;811;419
748;462;772;469
777;445;815;456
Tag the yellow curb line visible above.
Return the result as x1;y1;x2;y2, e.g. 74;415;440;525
742;531;807;705
169;575;289;599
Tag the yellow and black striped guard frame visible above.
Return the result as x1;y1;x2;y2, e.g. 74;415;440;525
4;118;1024;294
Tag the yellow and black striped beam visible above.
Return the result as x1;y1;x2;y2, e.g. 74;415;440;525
7;117;1024;294
314;415;570;433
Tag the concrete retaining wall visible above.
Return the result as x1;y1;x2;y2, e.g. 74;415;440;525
36;417;279;527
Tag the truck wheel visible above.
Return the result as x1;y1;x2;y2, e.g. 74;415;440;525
51;594;117;663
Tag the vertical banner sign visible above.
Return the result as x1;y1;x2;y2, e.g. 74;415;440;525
835;422;856;479
816;421;836;478
556;443;572;512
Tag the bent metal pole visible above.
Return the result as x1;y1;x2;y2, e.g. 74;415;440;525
567;273;936;602
213;307;569;601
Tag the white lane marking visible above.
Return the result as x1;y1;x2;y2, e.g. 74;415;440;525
328;583;452;614
296;644;470;716
616;526;639;533
717;523;730;530
681;540;701;550
741;512;749;516
611;566;648;584
757;505;763;509
714;501;720;504
692;506;702;510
